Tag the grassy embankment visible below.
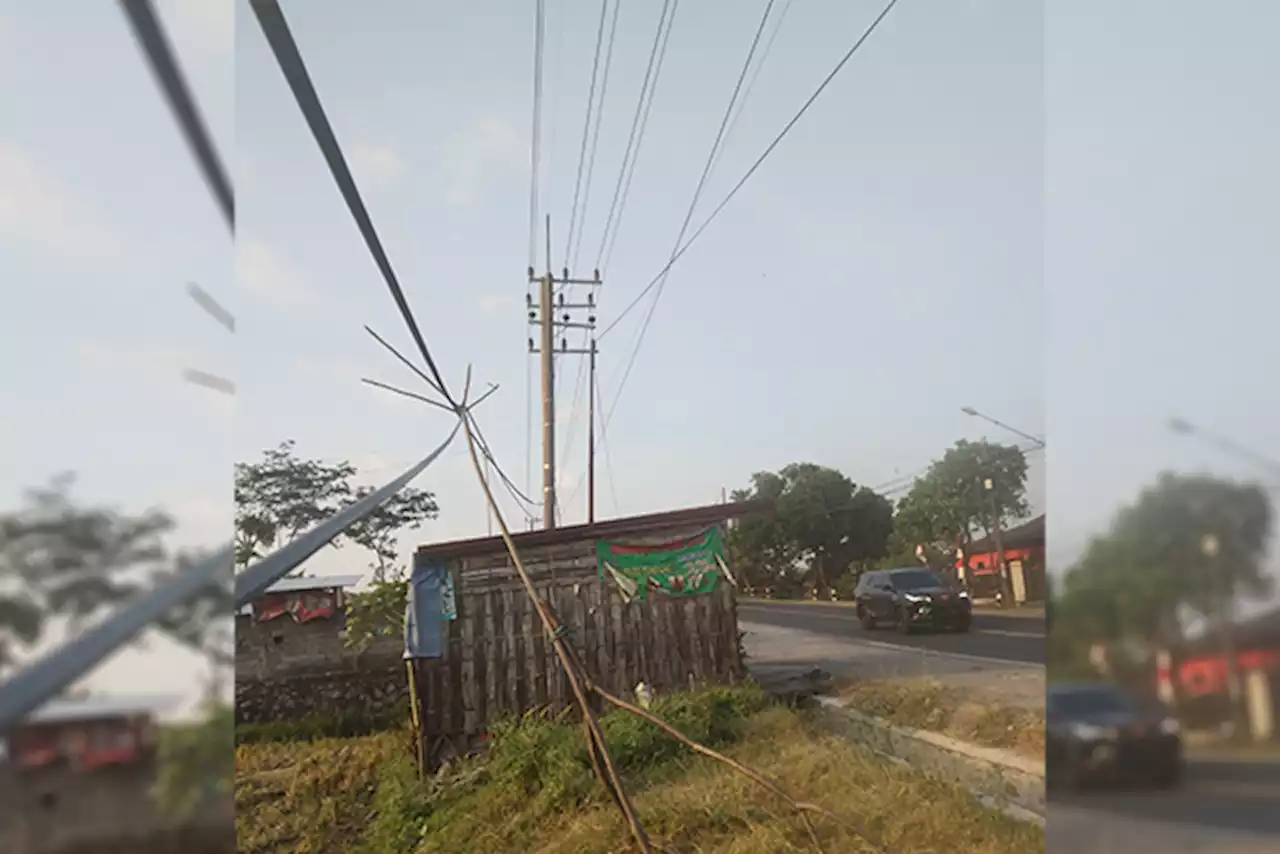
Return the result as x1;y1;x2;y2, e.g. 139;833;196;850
236;684;1043;854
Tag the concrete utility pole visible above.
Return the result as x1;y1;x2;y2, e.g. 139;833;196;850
528;216;601;531
587;338;597;525
983;476;1015;607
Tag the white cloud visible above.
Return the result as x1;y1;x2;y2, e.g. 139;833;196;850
477;292;516;313
436;113;527;208
0;142;127;269
350;142;410;189
237;239;318;308
158;0;233;60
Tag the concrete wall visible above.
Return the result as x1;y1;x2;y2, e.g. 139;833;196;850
234;609;408;726
0;757;233;854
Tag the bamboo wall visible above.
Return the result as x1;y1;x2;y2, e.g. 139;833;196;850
410;525;744;769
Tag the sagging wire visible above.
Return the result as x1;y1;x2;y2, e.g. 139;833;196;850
249;3;897;850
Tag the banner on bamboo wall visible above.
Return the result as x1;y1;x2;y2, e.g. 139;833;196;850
595;527;728;602
404;559;457;659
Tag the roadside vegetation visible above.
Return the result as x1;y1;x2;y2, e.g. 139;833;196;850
235;683;1041;854
840;679;1045;762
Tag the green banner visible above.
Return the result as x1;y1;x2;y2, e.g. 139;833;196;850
596;527;725;602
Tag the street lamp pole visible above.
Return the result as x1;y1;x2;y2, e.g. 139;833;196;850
961;406;1046;449
1168;417;1280;482
1201;533;1248;740
983;476;1014;608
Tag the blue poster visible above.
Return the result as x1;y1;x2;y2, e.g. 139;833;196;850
403;559;456;659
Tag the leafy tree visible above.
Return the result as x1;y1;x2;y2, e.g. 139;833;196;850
728;463;892;592
343;485;439;581
1051;472;1273;726
893;439;1030;598
727;473;798;589
153;701;233;819
235;440;439;579
234;440;358;568
0;475;229;672
343;573;410;653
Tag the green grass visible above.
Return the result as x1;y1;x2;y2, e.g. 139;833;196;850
840;678;1046;761
236;683;1042;853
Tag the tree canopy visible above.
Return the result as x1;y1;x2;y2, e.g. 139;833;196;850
234;440;439;579
892;439;1031;565
727;463;892;592
0;474;229;671
1049;472;1274;693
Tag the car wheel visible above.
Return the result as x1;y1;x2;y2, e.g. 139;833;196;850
858;605;877;630
896;607;912;634
954;617;972;633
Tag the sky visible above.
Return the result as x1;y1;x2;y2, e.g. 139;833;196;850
0;0;1274;711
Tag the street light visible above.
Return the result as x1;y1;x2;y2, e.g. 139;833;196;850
1167;416;1280;481
960;407;1046;449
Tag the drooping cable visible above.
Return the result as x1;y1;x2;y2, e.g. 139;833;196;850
603;0;779;430
600;0;901;343
597;0;680;275
593;0;677;273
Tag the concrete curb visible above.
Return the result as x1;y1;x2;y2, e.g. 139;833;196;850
815;696;1046;824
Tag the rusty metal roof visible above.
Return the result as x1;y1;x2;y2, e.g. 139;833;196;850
416;498;773;561
968;513;1045;554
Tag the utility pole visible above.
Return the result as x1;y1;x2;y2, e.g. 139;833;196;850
983;477;1014;607
528;218;601;531
587;338;597;525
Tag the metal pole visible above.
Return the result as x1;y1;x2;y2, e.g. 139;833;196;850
587;338;597;525
541;270;557;530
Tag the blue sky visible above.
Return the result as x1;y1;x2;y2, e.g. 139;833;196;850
1;0;1275;709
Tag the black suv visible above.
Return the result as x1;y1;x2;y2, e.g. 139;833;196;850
1046;682;1183;790
853;568;972;634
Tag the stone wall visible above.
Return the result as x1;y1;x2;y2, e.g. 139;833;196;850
235;657;411;727
234;605;410;727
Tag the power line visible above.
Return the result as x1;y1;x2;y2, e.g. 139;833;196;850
527;0;547;271
596;365;621;515
594;0;677;273
571;0;624;275
598;2;679;275
707;0;797;187
563;0;612;271
600;0;901;343
603;0;778;432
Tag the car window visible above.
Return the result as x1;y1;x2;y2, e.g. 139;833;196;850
888;570;942;590
856;573;878;590
1048;687;1135;717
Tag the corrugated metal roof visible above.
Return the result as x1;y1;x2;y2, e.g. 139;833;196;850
25;694;182;725
416;498;774;561
259;573;365;593
236;573;365;613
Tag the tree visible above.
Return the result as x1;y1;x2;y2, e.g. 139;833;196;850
1051;472;1273;728
235;440;439;578
728;463;893;593
0;474;212;670
727;473;798;590
234;440;358;569
893;440;1030;597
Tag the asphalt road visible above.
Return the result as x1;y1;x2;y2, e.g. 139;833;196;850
736;600;1044;665
1050;759;1280;851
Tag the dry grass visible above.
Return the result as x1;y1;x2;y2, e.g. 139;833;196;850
839;678;1045;762
236;694;1042;854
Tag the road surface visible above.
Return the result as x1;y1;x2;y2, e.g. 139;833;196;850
737;599;1044;665
740;604;1278;847
1050;758;1280;852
